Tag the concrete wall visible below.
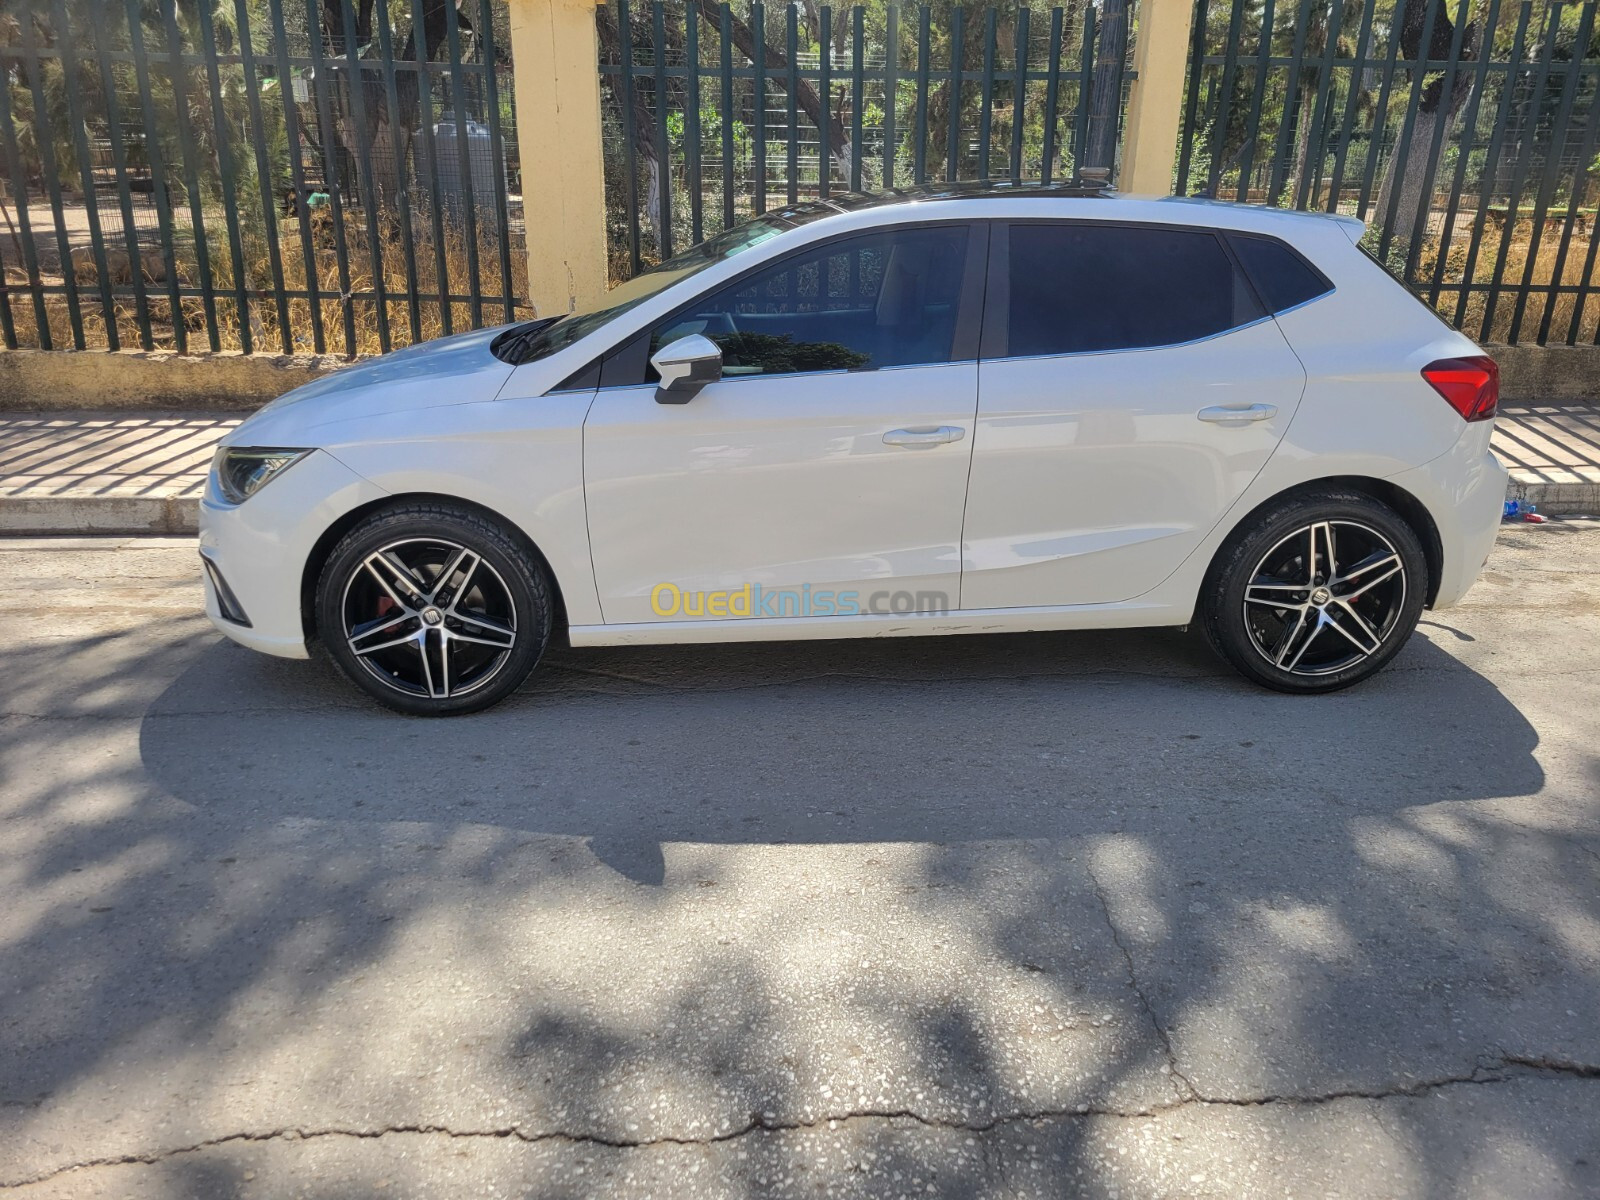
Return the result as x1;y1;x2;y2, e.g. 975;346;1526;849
1487;344;1600;401
0;349;347;412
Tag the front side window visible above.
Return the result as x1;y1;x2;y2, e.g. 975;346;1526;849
648;225;972;380
1004;223;1263;358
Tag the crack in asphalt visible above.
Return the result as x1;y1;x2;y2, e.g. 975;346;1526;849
8;1061;1600;1189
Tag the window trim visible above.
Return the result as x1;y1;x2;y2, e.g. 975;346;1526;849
592;219;991;391
981;218;1289;362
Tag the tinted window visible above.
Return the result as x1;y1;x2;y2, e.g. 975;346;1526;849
1005;224;1261;357
1228;233;1333;314
649;225;971;379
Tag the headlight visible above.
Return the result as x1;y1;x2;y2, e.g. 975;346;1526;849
211;447;313;505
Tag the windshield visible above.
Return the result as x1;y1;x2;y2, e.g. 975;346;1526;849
492;205;837;365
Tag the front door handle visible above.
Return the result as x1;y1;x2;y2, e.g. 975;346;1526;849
883;425;966;447
1197;403;1278;425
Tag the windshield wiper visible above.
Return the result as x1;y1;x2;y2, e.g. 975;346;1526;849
490;316;563;365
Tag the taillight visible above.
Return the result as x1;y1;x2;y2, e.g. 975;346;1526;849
1421;356;1499;422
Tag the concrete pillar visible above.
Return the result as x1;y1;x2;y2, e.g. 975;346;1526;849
508;0;610;317
1119;0;1197;196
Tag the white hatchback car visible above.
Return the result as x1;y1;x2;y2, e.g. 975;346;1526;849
200;183;1506;715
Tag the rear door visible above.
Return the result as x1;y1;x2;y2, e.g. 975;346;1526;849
960;220;1309;609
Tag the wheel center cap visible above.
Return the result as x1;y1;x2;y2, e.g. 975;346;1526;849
421;607;444;626
1310;587;1332;606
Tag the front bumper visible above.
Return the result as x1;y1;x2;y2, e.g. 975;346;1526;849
198;449;389;659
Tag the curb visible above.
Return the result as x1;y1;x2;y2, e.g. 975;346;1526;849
1508;477;1600;517
0;493;199;535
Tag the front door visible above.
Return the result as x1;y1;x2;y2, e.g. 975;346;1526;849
961;220;1308;609
585;223;987;625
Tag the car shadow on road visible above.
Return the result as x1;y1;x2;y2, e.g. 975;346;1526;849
9;621;1600;1195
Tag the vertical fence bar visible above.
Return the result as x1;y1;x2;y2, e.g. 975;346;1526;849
476;0;518;322
1480;1;1563;340
0;61;50;348
914;6;931;183
1073;4;1095;174
620;0;642;271
947;7;965;180
161;1;220;350
1510;0;1596;342
1041;7;1063;183
86;13;153;346
235;0;294;350
884;4;900;190
1355;0;1412;220
271;0;326;351
1009;7;1029;182
787;4;800;203
1426;0;1503;306
1373;0;1445;259
1400;0;1474;281
129;0;188;352
686;6;704;241
1451;0;1534;328
18;16;85;348
375;0;422;341
820;6;833;197
195;0;256;352
305;0;359;354
1294;0;1347;210
850;6;865;191
978;8;996;179
1265;0;1319;206
1204;0;1247;193
1234;0;1280;201
651;0;672;257
1565;57;1600;338
1324;0;1378;206
0;223;15;349
1542;15;1600;342
339;0;392;351
52;0;119;349
1175;0;1209;192
753;0;767;212
443;0;483;325
720;3;736;222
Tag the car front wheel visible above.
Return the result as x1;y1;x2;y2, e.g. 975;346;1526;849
315;501;552;715
1200;489;1428;694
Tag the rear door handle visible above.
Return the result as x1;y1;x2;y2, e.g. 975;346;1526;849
883;425;966;447
1197;403;1278;425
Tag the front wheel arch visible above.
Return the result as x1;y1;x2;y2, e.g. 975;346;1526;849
299;492;570;647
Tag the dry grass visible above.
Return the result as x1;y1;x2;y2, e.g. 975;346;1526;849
2;209;531;357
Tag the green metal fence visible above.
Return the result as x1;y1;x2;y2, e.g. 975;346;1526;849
0;0;525;358
1179;0;1600;345
598;1;1129;280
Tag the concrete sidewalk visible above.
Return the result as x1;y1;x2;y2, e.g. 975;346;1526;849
0;404;1597;535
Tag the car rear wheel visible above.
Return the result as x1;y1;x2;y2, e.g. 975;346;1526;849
1200;489;1427;694
316;502;552;715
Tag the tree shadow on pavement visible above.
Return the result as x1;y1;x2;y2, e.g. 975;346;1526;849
6;617;1599;1196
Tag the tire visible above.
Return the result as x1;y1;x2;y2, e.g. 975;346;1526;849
315;501;552;716
1199;488;1428;694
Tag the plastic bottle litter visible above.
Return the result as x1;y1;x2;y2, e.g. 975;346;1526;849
1503;499;1522;520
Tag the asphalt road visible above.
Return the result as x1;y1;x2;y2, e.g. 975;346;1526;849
2;525;1598;1199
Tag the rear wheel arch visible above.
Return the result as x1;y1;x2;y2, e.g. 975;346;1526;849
1210;476;1444;607
299;493;570;646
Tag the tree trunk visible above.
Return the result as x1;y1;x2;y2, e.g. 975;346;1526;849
1084;0;1127;176
1371;0;1478;248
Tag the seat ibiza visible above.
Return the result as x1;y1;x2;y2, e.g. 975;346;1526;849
200;183;1506;715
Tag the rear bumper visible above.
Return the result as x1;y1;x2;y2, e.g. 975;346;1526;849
1387;423;1507;610
198;449;389;660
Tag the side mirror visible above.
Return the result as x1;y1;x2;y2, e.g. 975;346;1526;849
651;334;723;404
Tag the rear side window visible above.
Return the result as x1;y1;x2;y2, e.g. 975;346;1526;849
1004;224;1262;357
1227;233;1333;314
